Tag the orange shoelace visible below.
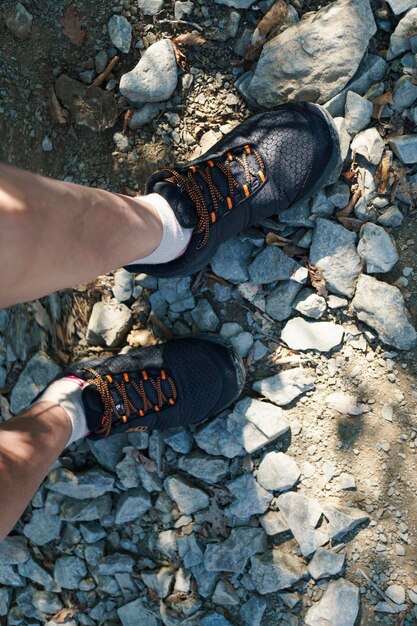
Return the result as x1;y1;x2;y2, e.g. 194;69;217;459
84;366;177;437
164;144;266;248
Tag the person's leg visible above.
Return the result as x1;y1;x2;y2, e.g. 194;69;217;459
0;164;163;308
0;402;71;542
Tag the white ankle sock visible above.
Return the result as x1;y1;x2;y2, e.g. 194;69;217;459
31;377;90;447
129;193;193;265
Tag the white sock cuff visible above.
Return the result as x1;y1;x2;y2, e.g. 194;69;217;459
31;377;90;447
129;193;193;265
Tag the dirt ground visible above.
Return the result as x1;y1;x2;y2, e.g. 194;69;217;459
1;0;417;624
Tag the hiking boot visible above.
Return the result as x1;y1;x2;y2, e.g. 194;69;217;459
128;102;340;278
57;336;245;439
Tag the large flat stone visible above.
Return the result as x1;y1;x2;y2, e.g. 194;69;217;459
253;367;315;406
246;0;376;108
281;318;344;353
248;246;299;284
277;492;329;557
204;527;267;574
352;275;417;350
309;218;362;296
250;549;307;594
305;579;360;626
226;473;272;518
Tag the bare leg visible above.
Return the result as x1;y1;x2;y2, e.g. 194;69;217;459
0;164;163;308
0;402;71;542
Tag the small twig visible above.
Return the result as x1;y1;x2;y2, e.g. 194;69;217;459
336;187;362;218
157;19;203;32
92;55;120;88
358;569;400;610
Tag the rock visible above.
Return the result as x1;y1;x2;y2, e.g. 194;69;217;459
115;488;152;524
161;427;194;454
253;368;315;406
4;2;33;39
18;557;54;589
387;0;417;14
339;473;356;490
0;536;29;565
215;0;255;6
201;614;234;626
281;318;344;353
305;579;360;626
55;74;117;132
352;274;417;350
357;223;399;273
164;475;209;514
178;451;229;485
277;493;328;557
240;596;267;626
293;288;327;319
375;601;407;613
205;527;267;573
230;331;254;358
386;584;406;605
246;0;376;108
98;554;134;575
61;494;112;522
118;598;159;626
325;392;368;416
45;467;114;499
324;54;389;118
87;301;132;347
9;352;61;414
226;473;272;518
120;40;177;103
309;218;362;297
250;549;306;594
257;451;300;492
113;269;133;301
260;511;290;536
389;134;417;164
227;397;290;454
42;136;53;152
175;1;194;19
141;567;173;598
0;588;11;616
191;299;219;331
265;280;303;321
211;237;254;283
108;15;132;53
195;415;246;458
391;76;417;113
279;200;314;227
327;181;351;208
323;502;369;541
351;128;384;165
377;205;404;227
333;117;351;161
54;556;87;589
387;9;417;60
129;103;162;129
138;0;164;14
248;245;299;284
308;548;345;579
344;91;373;134
23;508;62;546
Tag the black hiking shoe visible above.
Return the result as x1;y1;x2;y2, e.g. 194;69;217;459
59;336;245;439
127;102;340;278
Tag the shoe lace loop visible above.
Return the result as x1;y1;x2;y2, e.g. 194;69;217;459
84;366;177;437
164;145;265;248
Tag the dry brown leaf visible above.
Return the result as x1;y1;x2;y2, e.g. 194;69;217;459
375;152;392;195
257;0;288;36
266;231;292;246
336;187;362;218
172;32;207;47
49;86;69;124
342;169;357;181
134;450;157;473
148;588;159;602
51;608;79;624
371;90;394;120
244;0;288;64
149;313;175;339
307;263;328;298
123;108;133;133
60;6;85;46
337;216;365;232
204;272;231;287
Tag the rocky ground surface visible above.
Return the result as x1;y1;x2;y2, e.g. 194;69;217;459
1;0;417;624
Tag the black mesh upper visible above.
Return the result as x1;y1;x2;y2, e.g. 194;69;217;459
128;102;338;278
62;337;243;439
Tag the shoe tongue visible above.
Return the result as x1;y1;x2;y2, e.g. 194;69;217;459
82;386;104;432
153;180;199;228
